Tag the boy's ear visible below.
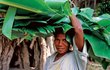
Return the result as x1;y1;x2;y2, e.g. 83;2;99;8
65;28;75;45
69;44;73;51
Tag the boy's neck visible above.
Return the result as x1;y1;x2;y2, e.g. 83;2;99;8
54;52;66;62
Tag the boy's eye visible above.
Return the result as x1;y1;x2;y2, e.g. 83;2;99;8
55;39;59;41
63;39;67;42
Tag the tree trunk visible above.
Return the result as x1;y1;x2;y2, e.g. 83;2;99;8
38;37;47;70
46;36;55;55
0;35;56;70
34;37;40;70
20;40;30;70
0;35;14;70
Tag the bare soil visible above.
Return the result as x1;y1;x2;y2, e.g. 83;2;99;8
87;62;104;70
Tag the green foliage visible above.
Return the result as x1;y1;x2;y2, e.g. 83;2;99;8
98;1;110;15
77;8;110;69
2;7;17;40
77;8;110;59
0;0;72;39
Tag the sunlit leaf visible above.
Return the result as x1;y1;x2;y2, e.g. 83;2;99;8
78;8;94;21
85;34;110;59
93;14;110;22
62;23;72;33
62;1;72;16
102;30;110;46
0;0;55;14
2;6;17;40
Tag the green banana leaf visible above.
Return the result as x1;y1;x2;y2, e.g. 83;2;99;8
11;29;24;40
62;23;72;33
78;8;110;60
97;19;110;27
46;0;72;15
0;0;71;15
2;6;16;40
102;30;110;46
0;0;55;14
0;0;73;40
93;14;110;22
78;8;94;22
85;34;110;59
96;18;110;46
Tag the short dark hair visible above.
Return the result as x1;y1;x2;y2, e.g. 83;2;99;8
54;27;64;38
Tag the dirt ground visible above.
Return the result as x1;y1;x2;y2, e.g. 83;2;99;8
87;62;104;70
87;61;110;70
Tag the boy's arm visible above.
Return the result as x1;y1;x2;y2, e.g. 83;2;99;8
69;14;84;51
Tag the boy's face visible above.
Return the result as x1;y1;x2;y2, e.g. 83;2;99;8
54;33;69;54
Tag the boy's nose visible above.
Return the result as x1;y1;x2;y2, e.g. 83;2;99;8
59;41;63;46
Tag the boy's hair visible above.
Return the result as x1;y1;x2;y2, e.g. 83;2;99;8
54;27;64;38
